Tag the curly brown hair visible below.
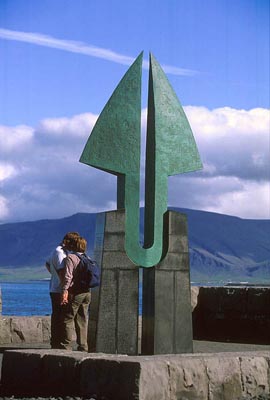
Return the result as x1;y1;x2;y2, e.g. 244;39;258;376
62;232;79;250
74;236;87;253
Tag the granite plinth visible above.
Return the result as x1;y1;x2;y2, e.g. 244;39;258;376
2;349;270;399
142;211;193;355
90;210;139;355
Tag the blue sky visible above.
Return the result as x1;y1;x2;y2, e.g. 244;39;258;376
0;0;269;223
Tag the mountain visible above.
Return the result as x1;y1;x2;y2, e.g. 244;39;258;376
173;208;270;282
0;209;269;282
0;213;96;269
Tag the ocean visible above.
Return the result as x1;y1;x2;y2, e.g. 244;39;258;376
0;280;239;316
0;281;143;316
0;281;51;316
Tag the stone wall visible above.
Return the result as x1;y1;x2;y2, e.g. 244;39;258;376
192;286;270;344
0;316;50;345
1;286;270;346
2;349;270;399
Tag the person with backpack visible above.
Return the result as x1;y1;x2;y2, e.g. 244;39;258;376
60;236;98;351
45;231;79;349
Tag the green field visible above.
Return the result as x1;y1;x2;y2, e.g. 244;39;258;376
0;266;50;282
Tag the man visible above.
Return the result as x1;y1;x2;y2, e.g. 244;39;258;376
45;232;79;349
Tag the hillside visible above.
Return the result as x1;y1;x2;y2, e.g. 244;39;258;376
0;208;269;283
175;208;270;282
0;213;96;280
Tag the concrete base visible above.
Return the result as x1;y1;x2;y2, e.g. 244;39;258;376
2;349;270;399
142;211;193;355
91;210;139;355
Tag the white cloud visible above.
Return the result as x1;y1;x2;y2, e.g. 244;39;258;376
37;113;97;139
0;163;17;181
184;106;270;181
202;180;270;219
0;106;269;222
0;125;33;152
185;106;269;136
0;28;198;76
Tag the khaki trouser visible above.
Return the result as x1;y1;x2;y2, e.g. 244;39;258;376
60;291;91;351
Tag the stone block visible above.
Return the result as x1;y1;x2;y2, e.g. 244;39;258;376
193;286;270;343
175;271;193;352
102;250;135;269
42;351;90;395
80;357;141;400
103;232;125;251
94;210;139;355
105;209;125;233
139;360;171;400
204;357;242;400
87;213;106;353
169;357;208;400
158;252;189;271
42;316;51;342
191;286;200;311
1;349;94;396
96;270;117;353
117;269;139;354
1;349;45;395
10;317;44;343
167;233;189;253
198;287;221;313
142;211;193;355
167;211;188;236
240;356;270;398
96;266;139;354
220;287;247;313
2;350;270;399
247;288;270;314
0;317;11;344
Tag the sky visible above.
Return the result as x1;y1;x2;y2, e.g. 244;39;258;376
0;0;269;224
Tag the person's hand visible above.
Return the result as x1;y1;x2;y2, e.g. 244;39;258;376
61;290;69;305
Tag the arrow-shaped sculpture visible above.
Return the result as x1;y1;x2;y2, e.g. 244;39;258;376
80;52;202;267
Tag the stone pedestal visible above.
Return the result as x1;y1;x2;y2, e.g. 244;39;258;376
87;213;105;352
88;210;139;355
142;211;193;354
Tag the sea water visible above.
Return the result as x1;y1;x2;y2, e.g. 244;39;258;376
0;281;143;316
0;280;231;316
0;281;51;316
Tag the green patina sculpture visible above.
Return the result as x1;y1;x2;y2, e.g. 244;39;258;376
80;52;202;267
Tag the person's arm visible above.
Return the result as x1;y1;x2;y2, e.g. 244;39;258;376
50;246;67;279
61;255;76;304
54;247;66;272
62;255;74;291
58;267;66;283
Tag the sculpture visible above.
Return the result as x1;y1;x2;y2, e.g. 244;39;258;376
80;52;202;267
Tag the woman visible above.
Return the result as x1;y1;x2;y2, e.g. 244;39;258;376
45;231;79;349
60;236;91;351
